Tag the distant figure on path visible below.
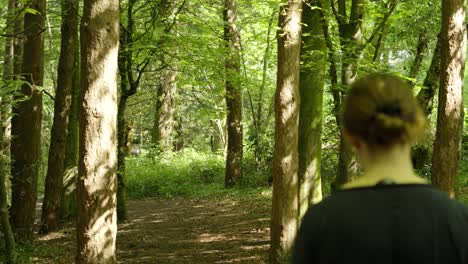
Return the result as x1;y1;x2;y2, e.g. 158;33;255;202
291;73;468;264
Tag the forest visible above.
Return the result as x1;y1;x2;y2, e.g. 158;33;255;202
0;0;467;263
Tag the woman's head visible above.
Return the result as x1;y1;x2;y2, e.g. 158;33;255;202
343;73;426;148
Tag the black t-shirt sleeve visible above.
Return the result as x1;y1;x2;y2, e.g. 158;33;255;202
291;205;323;264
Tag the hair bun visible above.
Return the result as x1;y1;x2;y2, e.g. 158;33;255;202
368;113;407;145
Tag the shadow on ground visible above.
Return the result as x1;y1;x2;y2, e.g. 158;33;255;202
31;195;271;263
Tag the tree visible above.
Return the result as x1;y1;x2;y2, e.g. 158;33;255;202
76;0;119;261
223;0;243;187
151;0;183;150
117;0;153;222
40;0;79;233
270;1;302;263
0;0;17;261
60;45;80;220
298;0;325;219
431;0;466;198
10;0;46;242
153;68;177;150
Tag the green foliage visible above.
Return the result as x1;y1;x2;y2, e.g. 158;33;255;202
126;148;272;198
127;149;225;198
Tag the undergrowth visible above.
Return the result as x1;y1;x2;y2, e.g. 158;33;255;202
126;148;270;199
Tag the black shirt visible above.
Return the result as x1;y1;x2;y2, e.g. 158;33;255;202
291;184;468;264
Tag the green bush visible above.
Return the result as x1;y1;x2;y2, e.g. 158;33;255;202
126;148;225;198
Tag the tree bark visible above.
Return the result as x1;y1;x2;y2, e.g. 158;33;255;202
61;42;80;220
431;0;466;198
152;68;177;150
408;30;430;82
10;0;46;243
40;0;78;233
76;0;119;261
411;34;442;172
223;0;243;187
417;34;442;116
334;0;364;187
270;1;302;263
0;0;17;261
298;0;325;219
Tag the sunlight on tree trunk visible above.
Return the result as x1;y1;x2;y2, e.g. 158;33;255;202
76;0;119;261
223;0;243;187
298;0;325;220
270;1;302;263
431;0;466;198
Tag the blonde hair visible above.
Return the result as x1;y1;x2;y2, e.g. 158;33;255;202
343;73;426;147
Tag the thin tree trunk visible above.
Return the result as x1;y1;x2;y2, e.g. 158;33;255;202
334;0;364;187
76;0;119;260
223;0;243;187
0;0;17;261
10;0;46;243
408;30;429;82
417;34;442;116
411;34;442;172
270;1;302;262
253;10;276;167
117;0;150;222
298;0;325;219
61;41;80;220
40;0;78;233
431;0;466;198
0;105;16;262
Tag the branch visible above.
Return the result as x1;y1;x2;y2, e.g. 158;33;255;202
362;0;398;51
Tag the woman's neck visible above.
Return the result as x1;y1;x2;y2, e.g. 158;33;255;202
342;143;426;189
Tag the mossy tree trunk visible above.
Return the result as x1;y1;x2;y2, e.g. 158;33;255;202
223;0;243;188
298;0;325;219
270;1;302;263
431;0;466;198
76;0;119;260
10;0;46;243
40;0;78;233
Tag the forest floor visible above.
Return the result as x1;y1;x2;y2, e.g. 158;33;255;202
28;193;271;263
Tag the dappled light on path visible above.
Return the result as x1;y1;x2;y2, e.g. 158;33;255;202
116;196;270;263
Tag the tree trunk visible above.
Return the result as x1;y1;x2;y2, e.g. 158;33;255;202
298;0;325;219
152;68;177;150
270;1;302;263
408;30;429;82
173;115;184;151
0;105;16;263
417;34;442;116
223;0;243;187
0;0;17;261
40;0;78;233
76;0;119;260
10;0;46;243
411;34;442;172
117;96;128;222
431;0;466;198
60;42;80;220
334;0;364;186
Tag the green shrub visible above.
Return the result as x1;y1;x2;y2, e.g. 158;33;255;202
126;148;225;198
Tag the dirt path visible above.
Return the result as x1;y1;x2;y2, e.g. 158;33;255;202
33;195;271;263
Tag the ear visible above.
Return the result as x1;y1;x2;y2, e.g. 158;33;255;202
343;128;362;150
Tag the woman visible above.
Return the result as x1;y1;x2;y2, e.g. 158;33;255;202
291;73;468;264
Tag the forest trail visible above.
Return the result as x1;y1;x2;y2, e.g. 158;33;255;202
34;195;271;263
